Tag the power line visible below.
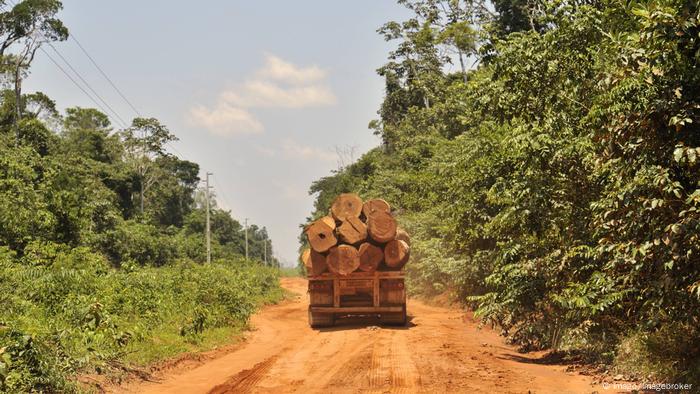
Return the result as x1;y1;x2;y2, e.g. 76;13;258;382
4;1;201;186
38;47;116;123
44;42;128;128
69;34;142;118
2;0;128;129
211;173;233;211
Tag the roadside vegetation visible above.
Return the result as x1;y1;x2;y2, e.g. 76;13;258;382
306;0;700;385
0;1;281;392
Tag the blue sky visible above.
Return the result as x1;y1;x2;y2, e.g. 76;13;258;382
24;1;411;265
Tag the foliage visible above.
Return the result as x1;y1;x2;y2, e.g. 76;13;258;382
306;0;700;383
0;255;281;393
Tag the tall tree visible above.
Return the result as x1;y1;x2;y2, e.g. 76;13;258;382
121;117;177;217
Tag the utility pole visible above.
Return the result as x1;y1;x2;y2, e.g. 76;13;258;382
263;238;267;265
205;172;213;264
244;218;249;260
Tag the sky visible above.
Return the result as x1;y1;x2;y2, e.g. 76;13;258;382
23;1;411;266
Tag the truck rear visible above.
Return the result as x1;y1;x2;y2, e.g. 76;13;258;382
302;194;410;328
308;270;406;327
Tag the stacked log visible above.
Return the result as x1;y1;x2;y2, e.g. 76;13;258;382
302;194;410;276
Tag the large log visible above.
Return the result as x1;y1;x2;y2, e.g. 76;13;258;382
358;243;383;272
301;248;312;271
320;215;337;230
301;248;328;276
326;245;360;276
395;227;411;246
336;216;367;245
330;193;363;221
362;198;390;218
384;239;410;269
367;211;397;244
305;218;337;253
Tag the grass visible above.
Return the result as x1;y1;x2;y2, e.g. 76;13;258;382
613;322;700;386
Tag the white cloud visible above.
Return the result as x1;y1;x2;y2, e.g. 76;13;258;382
188;103;263;136
257;54;326;85
281;139;336;162
188;54;336;137
224;80;336;108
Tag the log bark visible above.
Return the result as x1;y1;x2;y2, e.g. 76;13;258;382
367;211;397;244
330;193;363;221
362;198;390;218
326;244;360;276
301;248;327;276
336;216;367;245
395;227;411;246
305;219;337;253
358;242;383;272
384;239;410;269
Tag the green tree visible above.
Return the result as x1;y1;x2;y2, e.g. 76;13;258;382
0;0;68;130
121;117;177;217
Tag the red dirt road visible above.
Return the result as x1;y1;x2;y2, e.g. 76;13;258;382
117;277;610;393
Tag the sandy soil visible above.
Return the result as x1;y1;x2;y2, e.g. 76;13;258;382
115;277;613;394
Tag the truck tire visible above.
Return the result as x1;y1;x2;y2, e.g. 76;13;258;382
380;305;407;326
308;308;335;328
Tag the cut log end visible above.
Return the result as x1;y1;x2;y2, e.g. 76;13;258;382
301;248;328;276
309;249;328;276
320;215;336;230
301;248;312;271
326;245;360;276
362;198;391;219
367;211;397;244
306;219;337;253
330;193;363;221
395;228;411;246
384;239;410;269
336;216;368;245
358;243;383;272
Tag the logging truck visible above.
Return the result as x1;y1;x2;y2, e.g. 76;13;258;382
303;194;410;327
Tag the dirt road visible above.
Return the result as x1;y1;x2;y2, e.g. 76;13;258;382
117;277;608;393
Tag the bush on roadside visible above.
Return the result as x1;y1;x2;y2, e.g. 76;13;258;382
0;252;281;393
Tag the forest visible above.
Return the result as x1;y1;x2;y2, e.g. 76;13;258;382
305;0;700;385
0;1;281;392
